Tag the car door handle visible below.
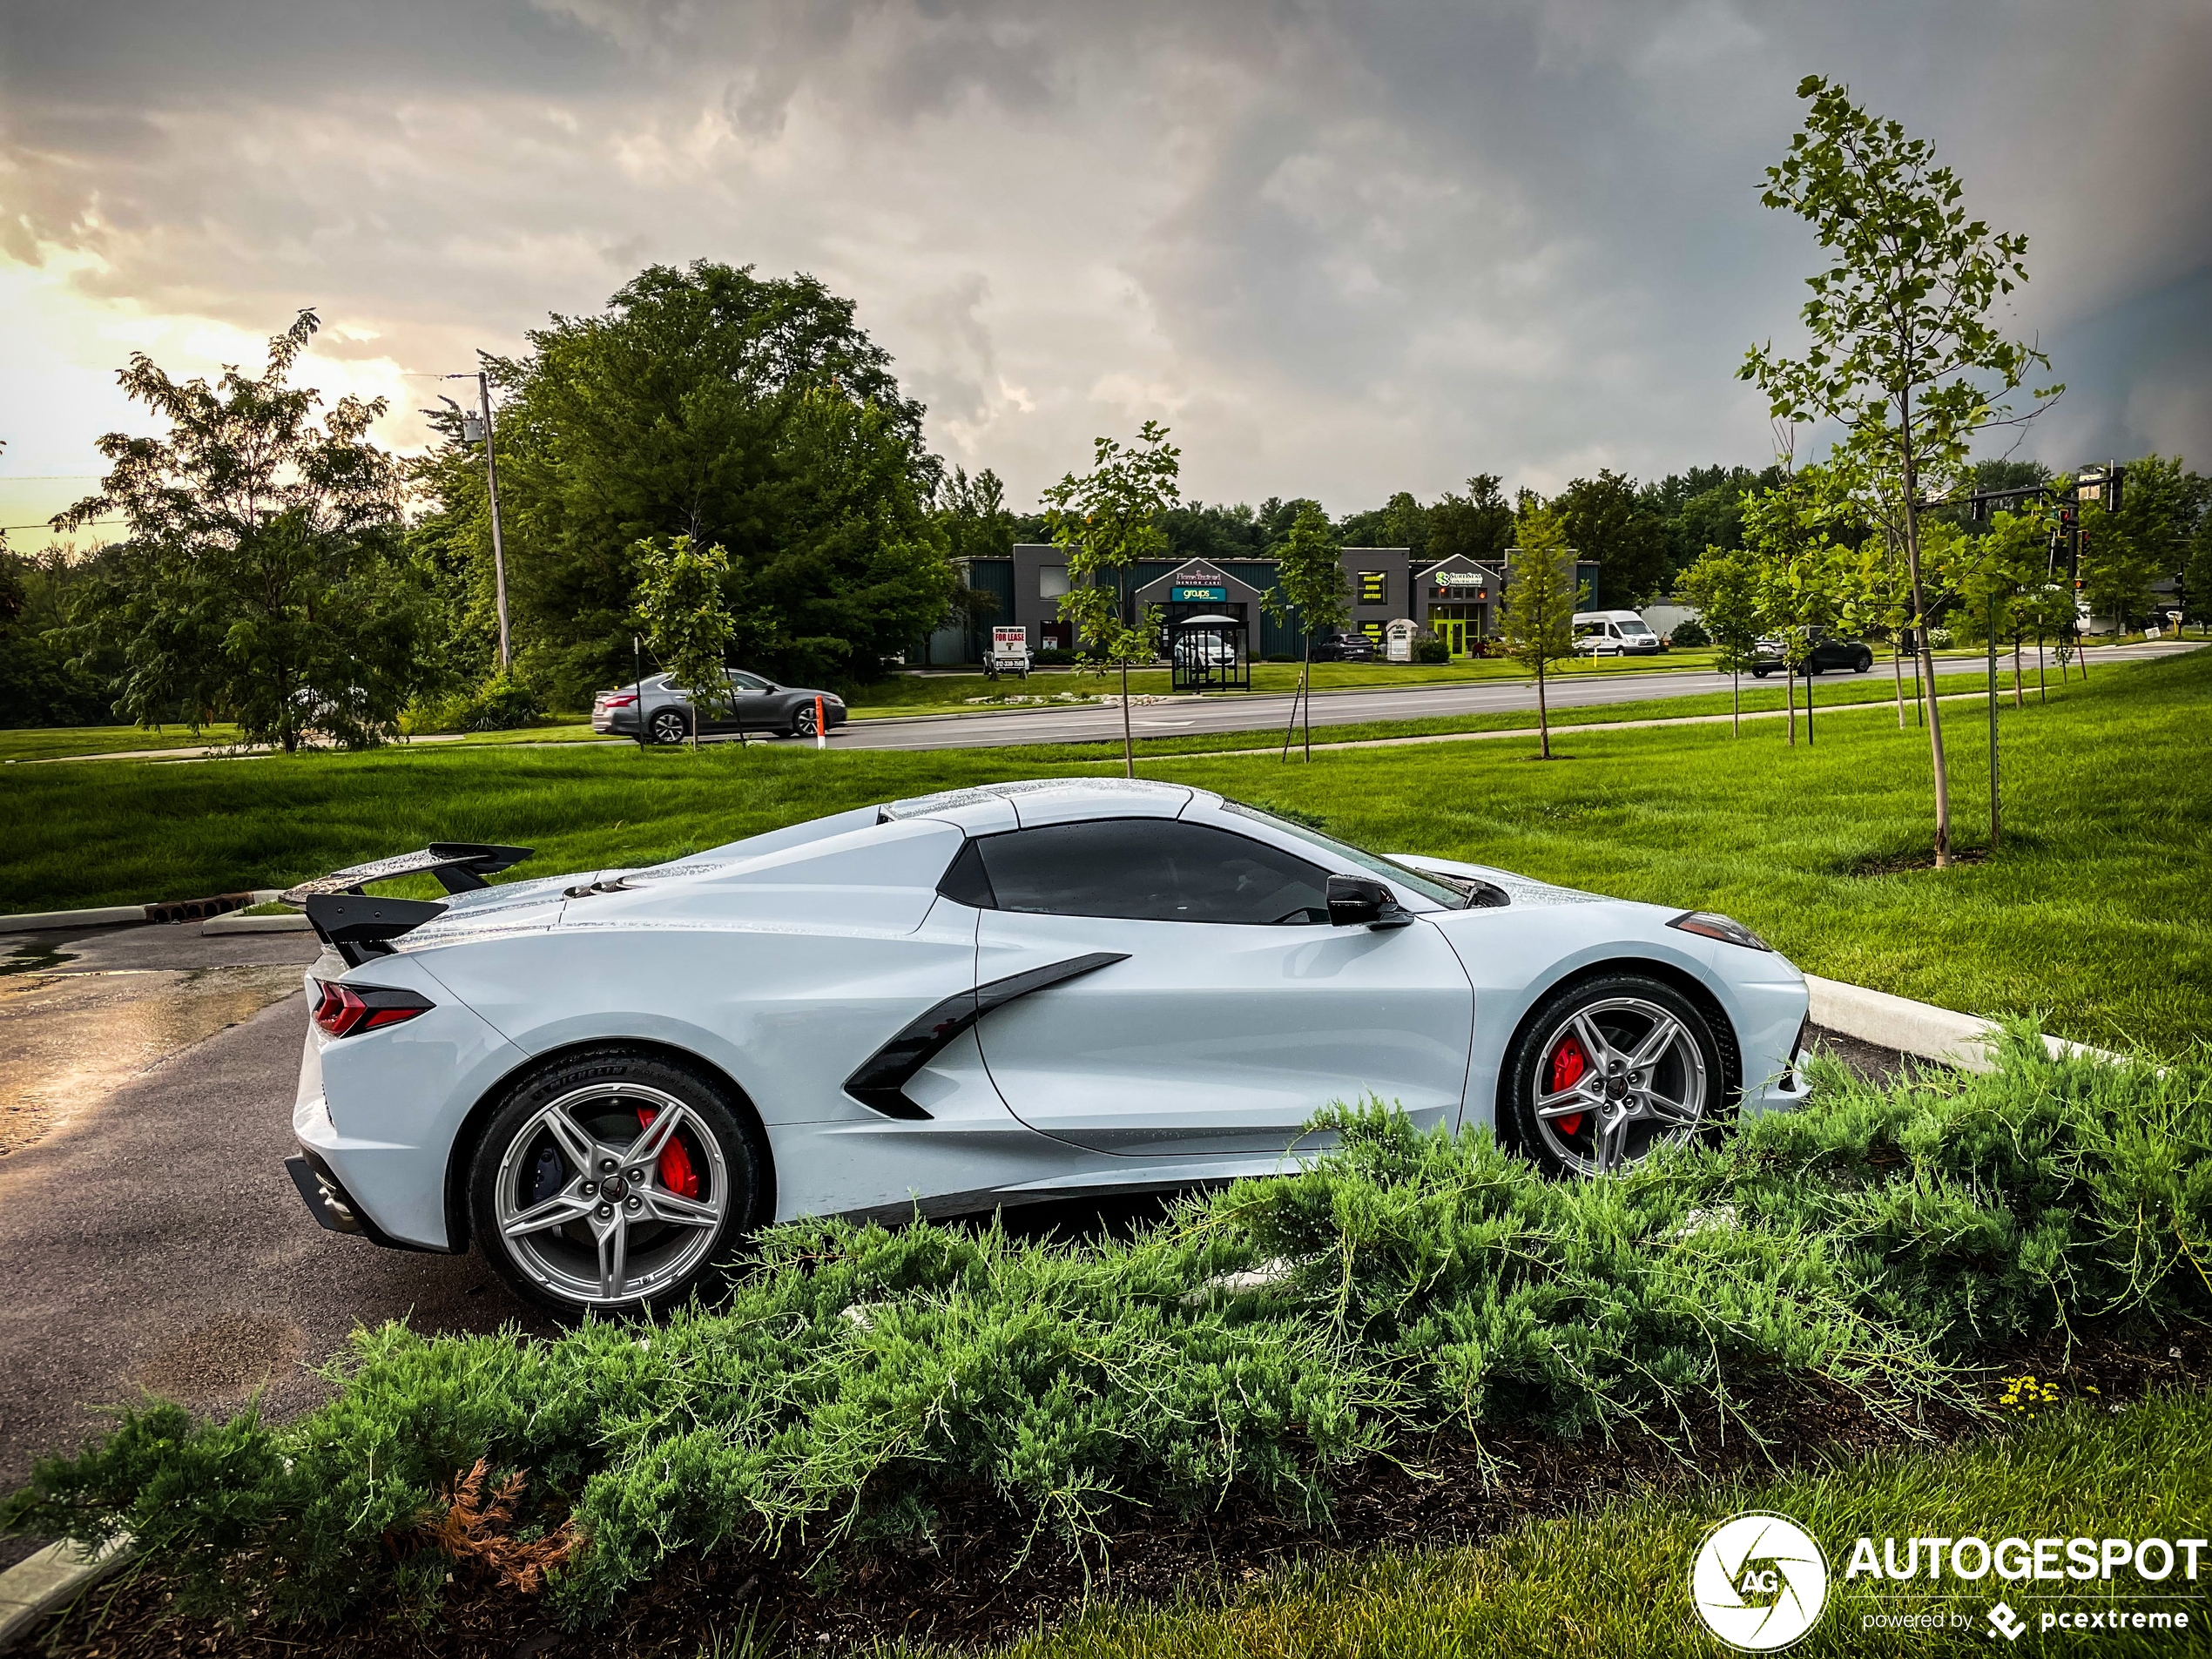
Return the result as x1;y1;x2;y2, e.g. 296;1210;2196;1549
843;953;1130;1119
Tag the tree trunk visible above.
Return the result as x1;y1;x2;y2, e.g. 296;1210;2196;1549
1280;643;1303;761
1291;641;1309;765
1121;658;1134;778
1732;667;1740;736
2037;633;2047;705
1892;640;1906;727
1804;662;1814;745
1786;660;1796;745
1901;488;1952;867
1536;659;1551;759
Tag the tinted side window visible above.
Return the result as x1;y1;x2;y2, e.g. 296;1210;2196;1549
974;819;1331;925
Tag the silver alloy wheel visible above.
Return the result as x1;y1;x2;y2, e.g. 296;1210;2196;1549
649;708;689;745
491;1081;728;1307
1530;995;1710;1177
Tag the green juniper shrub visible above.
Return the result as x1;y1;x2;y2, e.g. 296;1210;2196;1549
4;1031;2205;1627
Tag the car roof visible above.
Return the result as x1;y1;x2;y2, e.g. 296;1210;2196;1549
881;778;1197;833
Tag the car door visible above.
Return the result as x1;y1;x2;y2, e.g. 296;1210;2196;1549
724;670;779;732
960;817;1476;1158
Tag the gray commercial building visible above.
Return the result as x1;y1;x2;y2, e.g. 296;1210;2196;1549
922;545;1598;664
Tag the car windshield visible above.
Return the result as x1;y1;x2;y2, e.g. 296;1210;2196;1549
1222;800;1474;909
1619;620;1655;637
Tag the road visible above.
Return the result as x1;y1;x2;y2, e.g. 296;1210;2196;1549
834;638;2202;752
0;924;548;1554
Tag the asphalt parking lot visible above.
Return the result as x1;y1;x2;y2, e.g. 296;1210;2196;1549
0;920;1911;1565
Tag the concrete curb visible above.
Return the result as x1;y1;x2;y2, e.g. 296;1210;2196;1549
1804;974;2129;1074
0;1535;132;1653
201;912;313;934
0;891;284;936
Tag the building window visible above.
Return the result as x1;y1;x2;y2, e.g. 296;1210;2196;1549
1039;564;1070;598
1358;570;1387;605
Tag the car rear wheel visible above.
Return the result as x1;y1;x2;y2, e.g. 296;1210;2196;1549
469;1050;761;1316
648;708;691;745
1503;974;1725;1178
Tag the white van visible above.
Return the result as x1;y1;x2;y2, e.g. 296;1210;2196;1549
1571;610;1662;657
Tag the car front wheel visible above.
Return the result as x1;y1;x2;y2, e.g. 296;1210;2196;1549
1503;973;1726;1178
469;1049;761;1316
648;708;691;745
792;704;821;738
1854;651;1874;672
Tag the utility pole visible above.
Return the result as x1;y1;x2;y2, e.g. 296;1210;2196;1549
479;369;510;670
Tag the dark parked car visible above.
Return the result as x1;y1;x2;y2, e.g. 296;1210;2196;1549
592;671;850;744
1309;629;1379;663
1750;631;1875;677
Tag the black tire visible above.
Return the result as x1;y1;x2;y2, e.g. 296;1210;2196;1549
1854;651;1873;673
792;704;820;738
1750;666;1770;678
1502;972;1728;1179
648;707;692;745
468;1048;763;1318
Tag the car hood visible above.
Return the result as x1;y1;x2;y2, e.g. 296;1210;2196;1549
1385;852;1615;911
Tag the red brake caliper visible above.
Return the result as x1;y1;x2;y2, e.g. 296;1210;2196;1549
1549;1037;1588;1137
636;1107;700;1199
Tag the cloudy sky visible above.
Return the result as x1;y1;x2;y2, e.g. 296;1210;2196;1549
3;0;2209;547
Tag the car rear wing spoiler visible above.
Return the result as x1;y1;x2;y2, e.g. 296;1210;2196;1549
280;842;534;905
283;843;533;968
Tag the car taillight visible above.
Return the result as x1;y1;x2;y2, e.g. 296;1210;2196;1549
312;979;435;1038
602;693;637;709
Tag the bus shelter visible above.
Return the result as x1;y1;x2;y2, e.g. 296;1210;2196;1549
1168;614;1250;692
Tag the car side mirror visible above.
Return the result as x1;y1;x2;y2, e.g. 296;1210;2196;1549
1326;873;1414;931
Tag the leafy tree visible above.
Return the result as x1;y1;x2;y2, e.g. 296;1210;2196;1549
2185;512;2212;633
1678;544;1767;735
633;535;735;752
1743;76;2055;867
1553;469;1672;606
54;311;436;751
1742;468;1864;745
1381;491;1429;560
2074;495;2162;637
1426;474;1515;566
2096;454;2204;632
428;261;953;707
1042;421;1181;777
937;466;1016;566
1497;501;1584;760
1159;500;1269;563
1260;502;1348;760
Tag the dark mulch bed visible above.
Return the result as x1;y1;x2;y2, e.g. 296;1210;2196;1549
1844;845;1996;877
24;1322;2210;1659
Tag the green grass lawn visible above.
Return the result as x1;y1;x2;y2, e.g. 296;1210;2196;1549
959;1391;2212;1659
0;722;251;761
3;650;2203;1049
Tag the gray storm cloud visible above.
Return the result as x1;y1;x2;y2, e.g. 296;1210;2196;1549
1;0;2207;507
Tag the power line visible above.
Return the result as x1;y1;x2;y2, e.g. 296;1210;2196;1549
3;519;122;530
